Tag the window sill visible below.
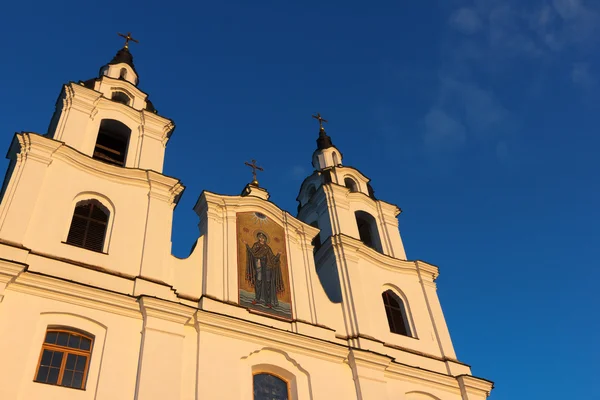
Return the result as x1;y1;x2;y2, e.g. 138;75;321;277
61;241;108;255
33;380;86;391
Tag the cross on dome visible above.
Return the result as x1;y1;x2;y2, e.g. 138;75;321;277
244;159;264;187
118;32;139;49
312;113;328;131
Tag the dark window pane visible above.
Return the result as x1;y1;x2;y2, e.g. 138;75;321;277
61;370;73;387
50;351;64;367
80;337;91;351
253;373;288;400
45;331;58;344
85;221;106;251
90;205;108;222
66;216;87;247
66;353;77;370
75;355;87;372
73;372;84;389
47;367;60;384
57;332;69;346
40;349;53;366
68;334;81;349
36;366;49;382
74;203;91;217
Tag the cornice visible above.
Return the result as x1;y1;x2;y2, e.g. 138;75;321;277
348;348;392;370
141;110;175;141
139;296;195;325
9;272;141;319
195;309;349;363
415;260;440;282
0;258;26;285
16;133;183;204
99;76;148;102
331;234;420;275
385;361;461;392
198;191;315;237
66;83;103;114
17;133;61;166
92;96;143;123
457;374;495;394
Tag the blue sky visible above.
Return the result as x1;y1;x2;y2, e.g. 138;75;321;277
1;0;599;398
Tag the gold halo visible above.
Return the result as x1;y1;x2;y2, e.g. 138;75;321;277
253;230;270;244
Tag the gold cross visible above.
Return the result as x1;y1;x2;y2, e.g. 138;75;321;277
312;113;328;131
118;32;139;49
244;159;264;186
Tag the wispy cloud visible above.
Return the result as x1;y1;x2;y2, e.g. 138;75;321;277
571;62;596;87
449;7;483;35
289;165;307;179
422;0;599;157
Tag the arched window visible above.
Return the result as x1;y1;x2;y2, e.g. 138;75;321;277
354;211;381;252
344;177;358;193
253;373;289;400
66;199;109;252
119;68;127;80
111;91;131;106
310;221;321;254
332;152;339;165
93;119;131;167
382;290;412;337
34;327;94;389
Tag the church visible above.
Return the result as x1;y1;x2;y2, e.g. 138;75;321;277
0;35;493;399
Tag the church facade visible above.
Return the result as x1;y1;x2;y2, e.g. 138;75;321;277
0;39;493;400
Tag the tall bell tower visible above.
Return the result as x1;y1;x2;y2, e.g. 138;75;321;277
296;115;479;398
0;33;183;284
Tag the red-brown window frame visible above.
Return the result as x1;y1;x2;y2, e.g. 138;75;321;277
34;328;94;390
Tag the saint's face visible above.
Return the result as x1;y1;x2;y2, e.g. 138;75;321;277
258;236;266;244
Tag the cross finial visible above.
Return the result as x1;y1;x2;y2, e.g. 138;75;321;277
118;32;139;49
244;159;264;186
312;113;328;131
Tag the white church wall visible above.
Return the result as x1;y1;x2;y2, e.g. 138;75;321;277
0;285;142;400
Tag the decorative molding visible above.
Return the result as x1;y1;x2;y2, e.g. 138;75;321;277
8;272;142;319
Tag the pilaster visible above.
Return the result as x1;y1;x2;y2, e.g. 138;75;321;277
135;297;195;400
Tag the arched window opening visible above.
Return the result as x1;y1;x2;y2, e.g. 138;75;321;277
66;199;109;252
34;327;94;390
310;221;321;254
344;177;358;193
382;290;412;337
332;152;339;165
93;119;131;167
119;68;127;80
111;91;131;106
253;373;289;400
354;211;381;252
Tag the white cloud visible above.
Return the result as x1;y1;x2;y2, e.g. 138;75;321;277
423;108;466;152
449;7;483;34
571;63;596;87
421;0;599;155
289;165;307;179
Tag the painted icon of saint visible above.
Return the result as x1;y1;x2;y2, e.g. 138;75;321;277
244;232;285;308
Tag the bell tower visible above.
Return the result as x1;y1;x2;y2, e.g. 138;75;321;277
46;32;173;172
296;115;469;394
0;34;183;284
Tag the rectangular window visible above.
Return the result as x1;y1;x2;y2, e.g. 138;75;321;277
34;328;93;390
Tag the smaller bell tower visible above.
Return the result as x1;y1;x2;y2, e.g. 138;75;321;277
297;114;407;260
296;115;461;383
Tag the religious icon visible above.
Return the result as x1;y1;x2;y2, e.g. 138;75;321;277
237;212;292;319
